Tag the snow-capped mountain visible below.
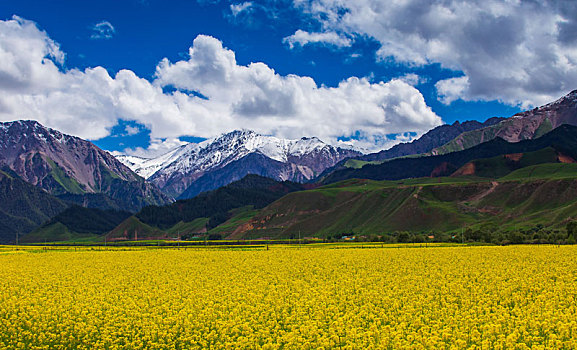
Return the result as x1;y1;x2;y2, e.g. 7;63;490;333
0;120;171;211
116;130;361;198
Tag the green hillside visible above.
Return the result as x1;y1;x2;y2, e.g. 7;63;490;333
77;175;312;242
501;163;577;181
230;163;577;243
106;216;164;241
165;218;209;236
22;222;100;243
24;206;132;243
452;147;570;178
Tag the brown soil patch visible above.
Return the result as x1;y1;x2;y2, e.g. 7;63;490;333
227;222;255;240
430;162;452;177
557;153;577;163
504;153;523;162
452;162;476;177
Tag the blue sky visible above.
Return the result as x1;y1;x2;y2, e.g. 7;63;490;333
0;0;574;156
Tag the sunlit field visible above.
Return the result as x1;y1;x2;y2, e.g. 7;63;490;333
1;244;576;349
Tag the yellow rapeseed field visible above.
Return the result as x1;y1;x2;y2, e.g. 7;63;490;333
0;245;576;349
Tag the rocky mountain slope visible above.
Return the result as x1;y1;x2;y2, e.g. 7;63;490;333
432;90;577;155
317;117;506;177
0;120;170;211
360;117;505;162
117;130;360;199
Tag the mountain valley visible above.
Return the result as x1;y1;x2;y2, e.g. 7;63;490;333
3;90;577;244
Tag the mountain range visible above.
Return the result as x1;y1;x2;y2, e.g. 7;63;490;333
117;130;360;199
66;123;577;243
321;124;577;184
431;90;577;155
355;117;505;162
0;120;172;242
2;89;577;243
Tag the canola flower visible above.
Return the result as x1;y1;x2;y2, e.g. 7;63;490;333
0;245;576;349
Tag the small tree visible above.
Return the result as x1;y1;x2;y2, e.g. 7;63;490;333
397;231;410;243
567;221;577;237
567;221;577;244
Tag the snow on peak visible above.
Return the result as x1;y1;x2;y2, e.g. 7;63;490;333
115;130;353;179
536;90;577;111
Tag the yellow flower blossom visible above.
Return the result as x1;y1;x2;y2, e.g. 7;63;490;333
0;245;575;349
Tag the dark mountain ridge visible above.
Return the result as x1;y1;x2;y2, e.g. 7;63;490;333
24;174;314;243
322;124;577;184
317;117;505;179
0;167;68;243
362;117;505;162
136;174;312;231
22;206;132;243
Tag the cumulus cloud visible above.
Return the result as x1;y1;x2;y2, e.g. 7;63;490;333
283;30;352;49
154;35;441;149
292;0;577;108
0;16;442;153
436;76;470;105
90;21;115;40
0;16;195;140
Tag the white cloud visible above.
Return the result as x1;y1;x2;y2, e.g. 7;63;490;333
0;16;194;140
122;138;187;158
398;73;428;87
435;76;469;105
0;16;64;92
90;21;115;40
154;35;442;150
283;30;352;49
124;125;140;136
230;2;253;17
292;0;577;108
0;16;442;154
